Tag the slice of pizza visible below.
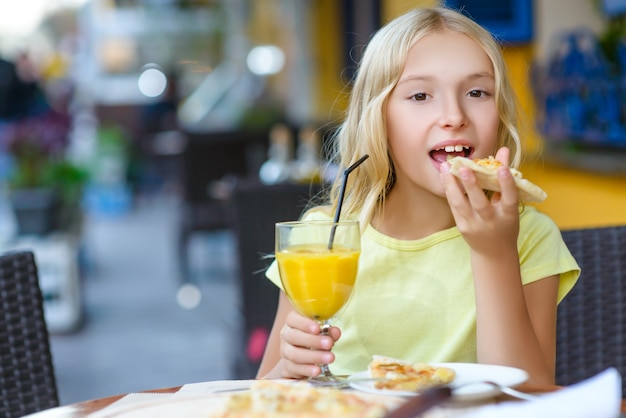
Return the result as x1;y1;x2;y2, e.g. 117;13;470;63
212;380;390;417
368;356;456;392
447;156;547;203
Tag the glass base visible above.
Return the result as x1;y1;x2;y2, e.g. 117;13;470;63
308;319;346;387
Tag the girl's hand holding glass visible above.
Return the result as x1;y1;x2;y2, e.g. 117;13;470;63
278;310;341;378
275;220;360;384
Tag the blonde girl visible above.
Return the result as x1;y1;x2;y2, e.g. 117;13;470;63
258;7;579;385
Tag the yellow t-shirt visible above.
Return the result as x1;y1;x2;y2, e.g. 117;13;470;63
266;207;580;375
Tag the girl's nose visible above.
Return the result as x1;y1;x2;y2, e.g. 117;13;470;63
438;98;467;129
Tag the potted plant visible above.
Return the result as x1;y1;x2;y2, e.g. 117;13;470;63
1;109;88;236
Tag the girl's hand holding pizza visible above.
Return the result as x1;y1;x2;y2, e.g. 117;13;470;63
440;147;520;257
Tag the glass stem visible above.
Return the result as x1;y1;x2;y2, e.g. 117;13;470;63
318;320;334;379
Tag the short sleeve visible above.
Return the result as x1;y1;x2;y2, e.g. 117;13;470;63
518;207;581;303
265;259;282;289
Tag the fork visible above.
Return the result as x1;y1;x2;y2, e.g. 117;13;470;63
453;380;539;401
307;376;388;389
381;382;538;418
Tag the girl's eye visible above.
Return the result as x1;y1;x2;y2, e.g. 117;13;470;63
468;90;487;98
411;92;428;101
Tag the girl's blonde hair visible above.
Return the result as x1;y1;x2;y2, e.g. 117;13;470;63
325;7;523;228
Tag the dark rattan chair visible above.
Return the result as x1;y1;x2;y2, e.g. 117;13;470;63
558;225;626;398
229;180;322;378
0;250;59;417
177;129;269;283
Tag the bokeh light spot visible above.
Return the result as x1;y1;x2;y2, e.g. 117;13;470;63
138;67;167;97
246;45;285;76
176;284;202;310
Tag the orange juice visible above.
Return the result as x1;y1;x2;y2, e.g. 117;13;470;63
276;243;359;321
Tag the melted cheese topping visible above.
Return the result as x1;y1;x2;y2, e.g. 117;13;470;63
473;156;522;178
369;357;456;392
473;156;502;168
212;380;389;417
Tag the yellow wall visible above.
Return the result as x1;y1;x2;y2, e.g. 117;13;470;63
382;0;438;22
309;1;348;122
501;47;543;156
522;161;626;230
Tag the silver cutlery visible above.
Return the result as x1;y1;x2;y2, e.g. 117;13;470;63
453;380;539;401
382;381;538;418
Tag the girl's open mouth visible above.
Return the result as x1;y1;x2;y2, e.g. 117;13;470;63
429;145;473;164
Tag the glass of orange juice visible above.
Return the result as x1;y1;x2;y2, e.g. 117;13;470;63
275;220;360;383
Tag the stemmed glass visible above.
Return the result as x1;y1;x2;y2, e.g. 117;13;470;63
275;220;361;384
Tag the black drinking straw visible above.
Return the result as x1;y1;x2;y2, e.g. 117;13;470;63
327;154;369;249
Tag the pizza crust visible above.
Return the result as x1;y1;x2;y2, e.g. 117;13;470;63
447;156;547;203
210;380;392;417
368;355;456;392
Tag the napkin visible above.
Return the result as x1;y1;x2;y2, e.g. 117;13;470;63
87;380;257;417
461;368;622;418
88;392;175;417
174;379;256;396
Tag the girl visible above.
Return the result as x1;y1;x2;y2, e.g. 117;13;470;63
257;7;579;385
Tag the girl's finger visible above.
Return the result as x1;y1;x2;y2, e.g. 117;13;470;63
280;344;335;378
281;324;335;351
456;167;492;214
285;311;320;333
284;362;321;379
495;146;510;164
284;344;334;369
441;164;467;202
496;166;519;209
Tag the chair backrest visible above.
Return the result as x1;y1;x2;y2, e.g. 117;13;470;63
557;225;626;397
0;250;59;417
181;130;269;204
229;180;322;378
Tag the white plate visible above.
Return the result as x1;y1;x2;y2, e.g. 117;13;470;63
348;362;529;402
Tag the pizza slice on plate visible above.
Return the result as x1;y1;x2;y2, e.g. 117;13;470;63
368;356;456;392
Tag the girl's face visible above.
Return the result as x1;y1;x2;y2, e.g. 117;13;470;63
386;30;499;197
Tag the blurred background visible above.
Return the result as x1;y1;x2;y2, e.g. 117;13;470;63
0;0;625;406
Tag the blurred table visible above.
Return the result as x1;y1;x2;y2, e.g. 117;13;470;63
22;380;626;417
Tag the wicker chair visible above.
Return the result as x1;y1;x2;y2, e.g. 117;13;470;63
557;225;626;398
229;180;322;378
0;250;59;417
177;129;269;283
